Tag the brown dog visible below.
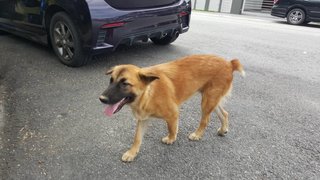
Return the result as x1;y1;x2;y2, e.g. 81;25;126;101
99;55;245;162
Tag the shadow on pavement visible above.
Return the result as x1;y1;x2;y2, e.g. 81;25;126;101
272;20;320;28
0;33;187;69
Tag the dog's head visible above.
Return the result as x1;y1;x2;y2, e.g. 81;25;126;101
99;65;159;116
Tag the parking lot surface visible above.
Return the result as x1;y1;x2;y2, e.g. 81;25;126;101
1;12;320;179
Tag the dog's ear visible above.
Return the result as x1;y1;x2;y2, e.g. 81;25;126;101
139;72;159;84
105;68;113;75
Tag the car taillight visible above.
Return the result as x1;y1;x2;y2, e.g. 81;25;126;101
179;11;188;17
101;22;125;29
273;0;279;4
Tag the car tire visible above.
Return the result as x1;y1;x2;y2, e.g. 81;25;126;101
150;31;179;45
287;8;306;25
49;12;90;67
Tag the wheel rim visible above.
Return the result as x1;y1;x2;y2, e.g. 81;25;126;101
289;10;303;24
53;21;74;61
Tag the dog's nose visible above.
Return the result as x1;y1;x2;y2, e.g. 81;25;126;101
99;95;109;104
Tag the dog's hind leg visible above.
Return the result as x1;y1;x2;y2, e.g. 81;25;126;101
189;89;222;141
215;105;229;136
122;120;149;162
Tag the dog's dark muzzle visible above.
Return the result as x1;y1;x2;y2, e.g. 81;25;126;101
99;83;123;104
99;82;136;105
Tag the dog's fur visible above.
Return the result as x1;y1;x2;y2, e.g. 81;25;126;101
99;55;245;162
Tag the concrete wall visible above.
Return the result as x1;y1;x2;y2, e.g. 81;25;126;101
208;0;220;12
194;0;206;10
191;0;244;14
220;0;232;13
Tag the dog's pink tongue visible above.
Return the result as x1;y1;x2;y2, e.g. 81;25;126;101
104;98;124;117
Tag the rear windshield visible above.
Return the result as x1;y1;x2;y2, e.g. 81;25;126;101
104;0;180;10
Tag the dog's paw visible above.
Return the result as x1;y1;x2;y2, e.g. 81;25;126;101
188;132;202;141
217;128;228;136
161;136;175;145
121;150;137;162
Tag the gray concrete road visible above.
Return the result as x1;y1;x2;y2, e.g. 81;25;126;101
1;12;320;179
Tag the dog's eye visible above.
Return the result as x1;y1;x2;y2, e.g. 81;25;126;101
119;81;132;89
119;78;131;87
109;77;114;84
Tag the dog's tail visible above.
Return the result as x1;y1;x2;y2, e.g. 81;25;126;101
231;59;245;77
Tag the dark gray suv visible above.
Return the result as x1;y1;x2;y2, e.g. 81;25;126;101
271;0;320;25
0;0;191;67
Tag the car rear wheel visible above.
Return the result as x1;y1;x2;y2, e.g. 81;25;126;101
287;8;305;25
49;12;90;67
150;31;179;45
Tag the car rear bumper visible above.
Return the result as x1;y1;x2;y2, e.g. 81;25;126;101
86;0;191;54
92;25;189;54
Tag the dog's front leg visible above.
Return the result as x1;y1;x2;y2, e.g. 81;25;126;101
122;120;148;162
162;112;179;145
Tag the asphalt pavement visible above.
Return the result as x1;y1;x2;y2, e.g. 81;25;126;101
1;12;320;179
